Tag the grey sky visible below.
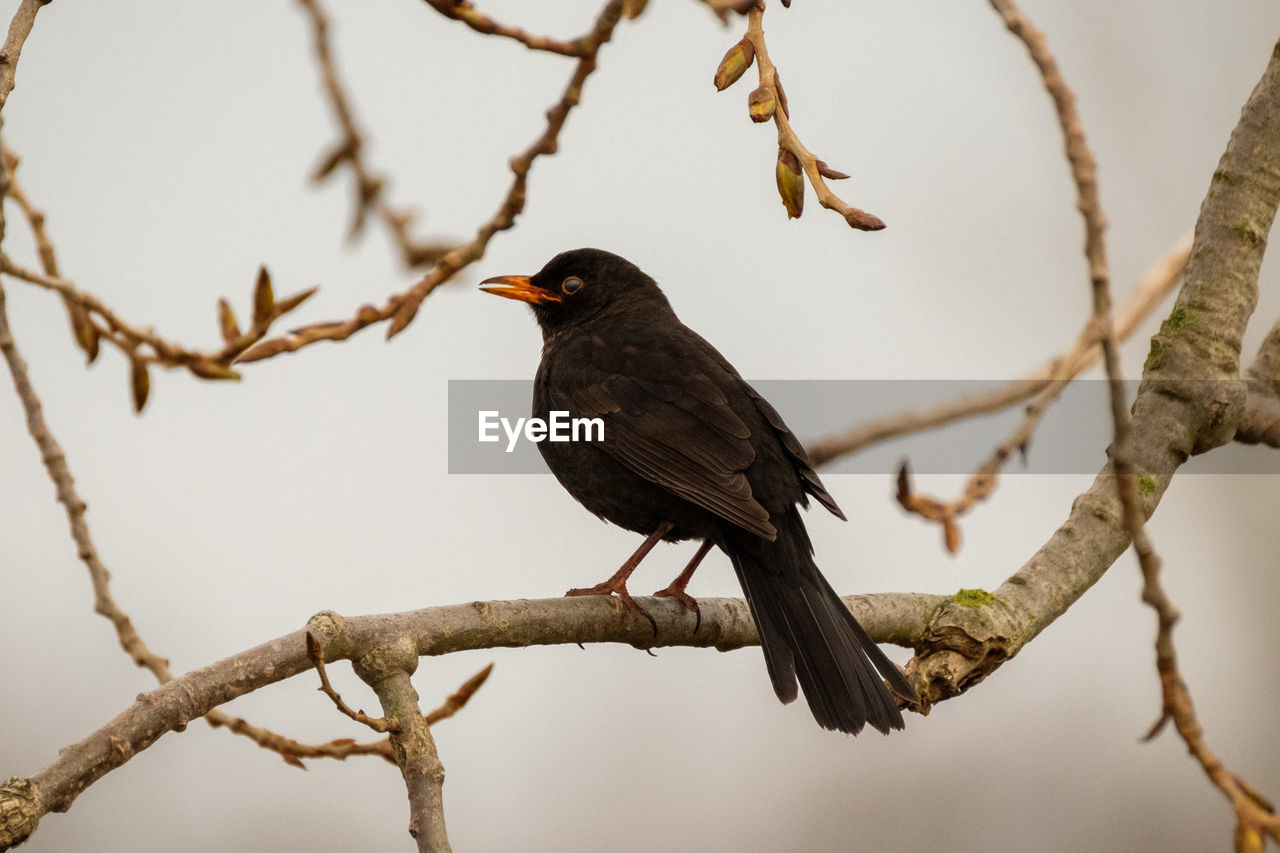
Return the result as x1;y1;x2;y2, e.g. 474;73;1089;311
3;2;1280;850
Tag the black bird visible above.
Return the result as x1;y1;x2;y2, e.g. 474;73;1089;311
480;248;910;735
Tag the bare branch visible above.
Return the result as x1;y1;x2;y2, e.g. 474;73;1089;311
307;633;397;733
2;3;628;384
297;0;453;268
422;0;590;56
1237;314;1280;445
425;663;494;725
0;0;50;114
0;282;174;679
0;591;939;847
733;4;884;230
351;639;451;852
236;0;628;359
0;167;415;789
1123;32;1280;847
990;7;1280;844
808;234;1191;467
205;714;394;769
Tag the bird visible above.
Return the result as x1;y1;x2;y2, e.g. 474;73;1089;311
480;248;911;735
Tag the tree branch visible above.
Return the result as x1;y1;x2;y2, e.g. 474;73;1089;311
350;636;451;852
421;0;590;56
0;591;941;848
236;0;628;358
0;2;627;387
1125;35;1280;848
806;233;1192;468
297;0;453;268
0;0;49;115
730;3;883;229
1237;314;1280;446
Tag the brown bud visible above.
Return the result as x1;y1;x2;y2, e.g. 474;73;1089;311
775;148;804;219
843;208;887;231
217;298;241;347
235;337;290;364
273;285;319;318
251;266;275;328
68;303;100;364
1237;826;1264;853
310;140;354;183
188;359;242;381
622;0;648;18
747;85;776;123
942;516;962;554
387;296;421;339
713;38;755;91
129;353;150;413
815;159;850;180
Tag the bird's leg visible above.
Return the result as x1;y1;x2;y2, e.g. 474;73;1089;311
566;520;674;635
654;539;713;631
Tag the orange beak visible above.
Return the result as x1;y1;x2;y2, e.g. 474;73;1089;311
479;274;562;305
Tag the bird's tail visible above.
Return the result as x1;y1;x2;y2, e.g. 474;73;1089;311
723;509;911;735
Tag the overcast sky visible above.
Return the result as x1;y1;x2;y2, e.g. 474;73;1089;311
3;2;1280;851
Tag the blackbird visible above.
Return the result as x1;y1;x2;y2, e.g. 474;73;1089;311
480;248;910;735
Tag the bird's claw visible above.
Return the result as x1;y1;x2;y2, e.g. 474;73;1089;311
566;582;658;637
653;586;702;633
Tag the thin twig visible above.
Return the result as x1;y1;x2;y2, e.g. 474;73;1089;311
0;264;411;770
699;0;755;25
422;0;590;56
2;3;626;378
4;145;106;365
236;0;627;358
297;0;453;268
207;714;395;768
0;285;174;678
879;234;1191;547
808;234;1191;467
1;147;410;773
739;4;884;230
995;2;1280;848
0;0;50;114
425;663;494;725
306;633;397;733
903;0;1115;550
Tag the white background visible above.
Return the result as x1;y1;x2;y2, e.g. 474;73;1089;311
3;2;1280;850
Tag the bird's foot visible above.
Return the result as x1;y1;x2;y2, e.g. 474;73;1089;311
653;584;701;633
566;581;658;636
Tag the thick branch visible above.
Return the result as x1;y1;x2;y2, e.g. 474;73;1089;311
913;32;1280;714
1126;36;1280;848
351;639;450;852
1237;315;1280;446
0;591;939;848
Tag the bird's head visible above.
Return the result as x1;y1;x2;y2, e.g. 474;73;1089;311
479;248;671;333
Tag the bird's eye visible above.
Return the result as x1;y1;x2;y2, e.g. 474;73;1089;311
561;276;584;295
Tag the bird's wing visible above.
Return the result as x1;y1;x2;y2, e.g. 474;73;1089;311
546;368;778;541
745;386;845;521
